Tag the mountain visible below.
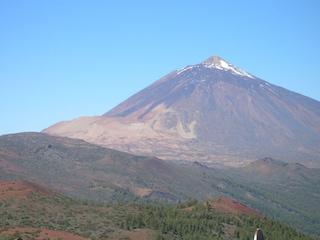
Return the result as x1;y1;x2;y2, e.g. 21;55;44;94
43;56;320;167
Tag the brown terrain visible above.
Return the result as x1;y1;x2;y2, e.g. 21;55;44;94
0;227;89;240
0;181;56;201
209;197;264;217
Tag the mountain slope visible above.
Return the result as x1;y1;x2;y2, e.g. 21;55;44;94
0;132;224;203
43;56;320;167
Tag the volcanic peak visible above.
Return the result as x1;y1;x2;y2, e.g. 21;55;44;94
202;55;255;79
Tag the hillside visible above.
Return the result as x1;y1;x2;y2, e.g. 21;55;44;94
0;132;198;203
242;157;320;183
0;132;320;237
0;180;157;240
0;181;316;240
43;56;320;167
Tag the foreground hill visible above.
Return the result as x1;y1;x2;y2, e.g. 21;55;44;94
0;181;90;240
0;132;320;237
0;180;157;240
0;181;316;240
43;56;320;167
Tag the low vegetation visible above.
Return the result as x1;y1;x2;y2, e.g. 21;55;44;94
119;200;315;240
0;190;316;240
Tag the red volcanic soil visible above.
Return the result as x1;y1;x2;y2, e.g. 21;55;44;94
0;226;157;240
0;181;89;239
0;181;56;201
0;227;89;240
108;228;158;240
209;197;263;217
0;181;158;240
138;157;175;175
0;157;29;174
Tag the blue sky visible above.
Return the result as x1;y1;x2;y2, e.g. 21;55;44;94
1;0;319;135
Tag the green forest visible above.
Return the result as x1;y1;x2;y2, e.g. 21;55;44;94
117;200;316;240
1;193;317;240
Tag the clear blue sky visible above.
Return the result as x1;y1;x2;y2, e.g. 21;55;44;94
1;0;319;135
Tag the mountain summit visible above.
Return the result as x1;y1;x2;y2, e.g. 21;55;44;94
43;56;320;167
201;56;255;78
103;55;256;120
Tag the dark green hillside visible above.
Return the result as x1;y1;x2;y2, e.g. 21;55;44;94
233;157;320;236
176;161;320;237
119;200;316;240
0;181;316;240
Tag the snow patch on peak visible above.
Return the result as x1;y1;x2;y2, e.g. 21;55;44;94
177;65;194;75
202;56;255;79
